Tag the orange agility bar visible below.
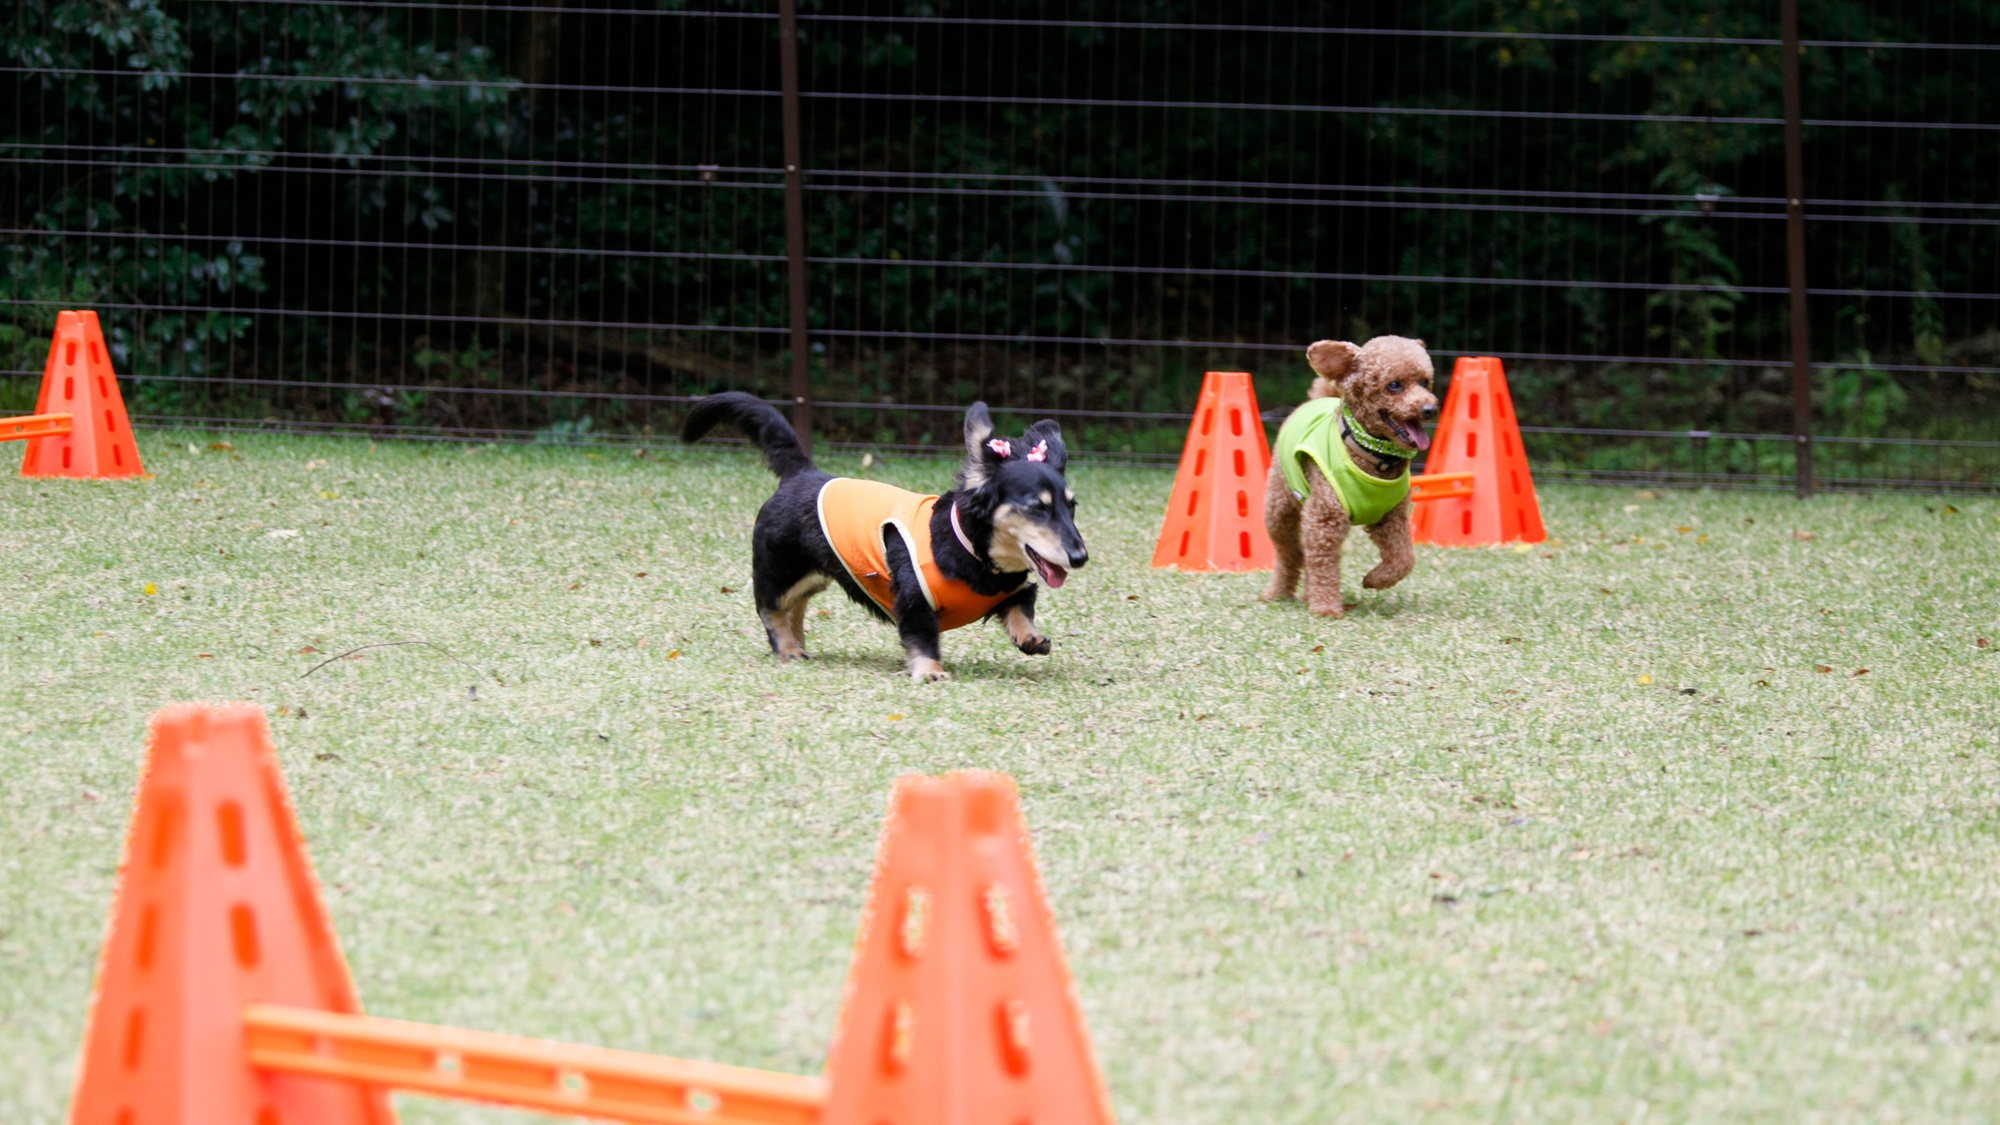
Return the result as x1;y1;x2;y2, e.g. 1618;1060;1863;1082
244;1003;827;1125
1409;471;1475;502
0;413;72;441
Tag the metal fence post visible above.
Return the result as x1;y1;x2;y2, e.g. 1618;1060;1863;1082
1781;0;1812;498
778;0;812;453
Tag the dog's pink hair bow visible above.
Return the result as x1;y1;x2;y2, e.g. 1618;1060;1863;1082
987;438;1013;458
1025;440;1049;462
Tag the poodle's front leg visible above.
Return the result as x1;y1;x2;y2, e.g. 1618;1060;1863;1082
1361;498;1416;590
1300;467;1352;617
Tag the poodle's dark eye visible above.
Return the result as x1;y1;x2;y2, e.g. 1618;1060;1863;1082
1387;380;1404;393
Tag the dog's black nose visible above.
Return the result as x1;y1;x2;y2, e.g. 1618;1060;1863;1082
1070;548;1089;568
1421;403;1439;420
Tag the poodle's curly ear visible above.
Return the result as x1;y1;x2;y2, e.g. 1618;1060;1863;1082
1021;419;1067;471
959;401;999;488
1306;339;1361;399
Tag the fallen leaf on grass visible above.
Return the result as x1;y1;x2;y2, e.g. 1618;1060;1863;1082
298;646;318;655
666;650;681;659
1852;668;1869;676
1679;687;1698;695
1814;664;1833;673
1978;638;1989;649
886;714;904;721
1676;526;1692;533
1636;675;1652;684
1311;644;1324;653
143;583;157;596
196;653;213;659
208;441;234;452
634;571;647;578
568;582;581;590
1755;680;1770;687
1126;594;1140;601
815;610;831;618
588;638;602;647
1697;534;1709;543
314;752;340;762
1792;529;1814;541
1597;586;1614;595
719;586;735;594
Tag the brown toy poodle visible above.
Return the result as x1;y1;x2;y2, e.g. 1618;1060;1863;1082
1262;337;1440;617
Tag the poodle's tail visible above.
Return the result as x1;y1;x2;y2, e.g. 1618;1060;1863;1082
681;392;816;480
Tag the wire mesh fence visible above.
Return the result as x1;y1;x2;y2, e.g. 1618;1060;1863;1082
5;1;1997;491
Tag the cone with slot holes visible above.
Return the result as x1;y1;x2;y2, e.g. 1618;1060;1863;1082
1149;371;1273;571
22;310;144;480
67;704;393;1125
821;771;1114;1125
1411;356;1546;546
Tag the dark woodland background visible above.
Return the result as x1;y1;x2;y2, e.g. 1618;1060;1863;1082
5;2;1998;483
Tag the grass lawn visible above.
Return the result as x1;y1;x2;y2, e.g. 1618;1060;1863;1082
3;432;1998;1123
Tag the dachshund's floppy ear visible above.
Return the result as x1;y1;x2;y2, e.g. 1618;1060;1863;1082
1021;419;1067;472
959;401;1000;488
1305;339;1361;400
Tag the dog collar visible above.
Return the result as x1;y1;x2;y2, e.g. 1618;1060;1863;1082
1341;404;1411;462
948;501;988;566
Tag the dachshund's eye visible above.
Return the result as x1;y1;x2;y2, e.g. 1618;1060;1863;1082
1387;380;1404;393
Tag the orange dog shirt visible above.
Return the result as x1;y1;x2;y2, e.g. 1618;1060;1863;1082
816;477;1015;630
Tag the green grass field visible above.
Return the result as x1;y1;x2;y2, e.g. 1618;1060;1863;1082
4;433;1998;1123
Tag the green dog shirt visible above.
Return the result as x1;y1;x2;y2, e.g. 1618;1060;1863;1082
1273;397;1411;526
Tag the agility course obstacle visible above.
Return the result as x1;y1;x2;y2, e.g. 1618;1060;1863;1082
2;310;144;480
1150;371;1274;571
1409;356;1546;546
68;705;1112;1125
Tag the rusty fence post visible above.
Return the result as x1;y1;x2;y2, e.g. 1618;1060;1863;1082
1781;0;1812;497
778;0;812;453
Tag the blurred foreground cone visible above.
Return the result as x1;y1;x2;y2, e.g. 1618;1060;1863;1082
22;310;144;479
821;771;1115;1125
67;704;393;1125
1150;371;1273;571
1412;356;1546;546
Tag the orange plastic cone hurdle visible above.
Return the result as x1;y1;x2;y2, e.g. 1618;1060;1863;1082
1411;356;1546;546
67;704;393;1125
1150;371;1273;571
22;310;144;479
821;772;1115;1125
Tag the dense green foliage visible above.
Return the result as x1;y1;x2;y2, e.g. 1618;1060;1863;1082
3;2;1996;475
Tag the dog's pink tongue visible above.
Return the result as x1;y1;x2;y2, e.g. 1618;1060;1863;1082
1033;553;1068;588
1408;422;1432;452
